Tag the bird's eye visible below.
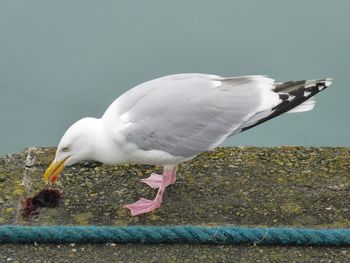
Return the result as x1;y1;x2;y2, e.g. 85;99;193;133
62;146;69;152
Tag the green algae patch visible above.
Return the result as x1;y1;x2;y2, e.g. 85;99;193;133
73;212;94;225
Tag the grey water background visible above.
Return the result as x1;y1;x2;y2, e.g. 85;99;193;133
0;0;349;155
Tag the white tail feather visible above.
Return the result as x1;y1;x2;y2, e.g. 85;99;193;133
287;97;316;113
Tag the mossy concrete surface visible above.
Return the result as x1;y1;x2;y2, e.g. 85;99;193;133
0;146;349;262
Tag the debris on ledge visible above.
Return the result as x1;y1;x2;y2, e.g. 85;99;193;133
0;146;349;262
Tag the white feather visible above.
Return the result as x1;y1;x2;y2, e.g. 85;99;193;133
287;97;316;113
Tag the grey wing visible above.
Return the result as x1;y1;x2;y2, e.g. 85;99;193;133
117;74;280;157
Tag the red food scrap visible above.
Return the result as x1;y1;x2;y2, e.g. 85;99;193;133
21;189;62;217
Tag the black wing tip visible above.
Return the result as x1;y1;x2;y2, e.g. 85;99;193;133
306;78;332;90
240;77;332;132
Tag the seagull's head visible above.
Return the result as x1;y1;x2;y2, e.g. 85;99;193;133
44;117;101;183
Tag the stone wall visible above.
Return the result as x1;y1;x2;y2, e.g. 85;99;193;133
1;147;349;262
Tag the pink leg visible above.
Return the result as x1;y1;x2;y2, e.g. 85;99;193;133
140;167;177;189
124;166;177;216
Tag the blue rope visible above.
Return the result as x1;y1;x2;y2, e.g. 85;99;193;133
0;225;349;245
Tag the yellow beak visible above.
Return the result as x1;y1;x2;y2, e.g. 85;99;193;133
43;157;69;183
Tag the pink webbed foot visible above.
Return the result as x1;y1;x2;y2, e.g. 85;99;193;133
140;173;163;189
123;198;161;216
124;166;177;216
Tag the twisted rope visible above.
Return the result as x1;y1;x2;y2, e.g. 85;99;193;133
0;225;349;245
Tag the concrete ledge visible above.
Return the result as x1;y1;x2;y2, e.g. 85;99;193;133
0;146;349;262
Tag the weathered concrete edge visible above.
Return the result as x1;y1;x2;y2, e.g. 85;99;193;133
0;146;349;228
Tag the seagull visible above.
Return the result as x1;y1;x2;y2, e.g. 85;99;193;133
44;74;331;216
